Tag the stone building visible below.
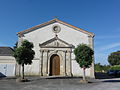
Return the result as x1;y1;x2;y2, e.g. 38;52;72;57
16;19;95;78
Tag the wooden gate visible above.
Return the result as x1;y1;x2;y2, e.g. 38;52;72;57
50;54;60;76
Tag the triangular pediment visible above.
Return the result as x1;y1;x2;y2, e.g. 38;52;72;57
39;36;74;48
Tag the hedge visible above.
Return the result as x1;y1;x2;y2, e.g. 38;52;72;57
110;65;120;70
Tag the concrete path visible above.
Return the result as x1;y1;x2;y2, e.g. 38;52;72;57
0;77;120;90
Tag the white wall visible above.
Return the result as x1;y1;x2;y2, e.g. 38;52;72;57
24;60;40;75
20;22;91;77
72;60;90;77
0;56;15;77
22;22;89;58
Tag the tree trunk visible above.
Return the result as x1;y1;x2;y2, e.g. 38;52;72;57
83;67;86;81
22;63;24;79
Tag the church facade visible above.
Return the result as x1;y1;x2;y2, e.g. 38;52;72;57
16;19;95;78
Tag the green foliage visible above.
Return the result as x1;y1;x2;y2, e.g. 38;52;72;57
102;65;110;72
13;40;35;79
13;40;35;65
110;65;120;70
94;63;103;72
95;63;110;72
74;44;94;68
108;51;120;66
22;40;34;49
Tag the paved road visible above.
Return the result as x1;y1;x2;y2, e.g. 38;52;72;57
0;77;120;90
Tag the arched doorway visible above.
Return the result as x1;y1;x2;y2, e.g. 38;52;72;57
49;54;60;76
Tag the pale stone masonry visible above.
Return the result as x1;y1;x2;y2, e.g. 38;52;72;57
16;19;95;78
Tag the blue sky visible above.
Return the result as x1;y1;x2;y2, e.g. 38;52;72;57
0;0;120;65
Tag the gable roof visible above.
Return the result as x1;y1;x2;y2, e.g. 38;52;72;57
0;47;14;56
17;18;94;37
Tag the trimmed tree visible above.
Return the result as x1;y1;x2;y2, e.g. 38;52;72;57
13;40;35;80
108;51;120;66
74;44;94;82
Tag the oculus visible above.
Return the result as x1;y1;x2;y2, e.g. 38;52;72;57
52;25;61;33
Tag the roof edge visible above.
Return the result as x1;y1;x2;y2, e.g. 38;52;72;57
17;18;94;37
17;18;57;35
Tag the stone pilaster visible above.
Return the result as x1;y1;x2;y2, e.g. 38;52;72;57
88;36;95;78
15;63;21;76
61;51;66;76
15;35;23;76
17;35;23;47
66;50;72;76
46;50;49;76
42;50;48;76
40;50;43;76
88;36;94;49
69;50;72;76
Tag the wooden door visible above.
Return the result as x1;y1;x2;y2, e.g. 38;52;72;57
50;54;60;76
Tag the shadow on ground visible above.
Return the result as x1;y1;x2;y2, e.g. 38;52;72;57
45;76;82;79
95;72;116;79
0;72;6;79
102;80;120;82
95;72;120;83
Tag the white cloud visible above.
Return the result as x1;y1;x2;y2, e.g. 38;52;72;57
96;35;120;39
94;53;109;65
96;42;120;52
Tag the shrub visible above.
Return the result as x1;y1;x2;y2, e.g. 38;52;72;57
110;65;120;70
